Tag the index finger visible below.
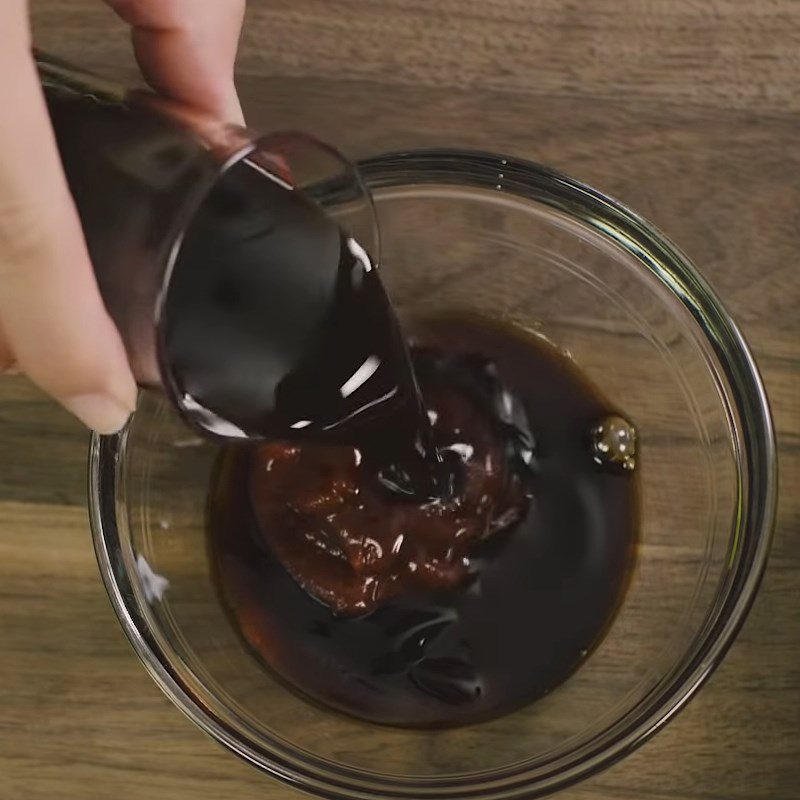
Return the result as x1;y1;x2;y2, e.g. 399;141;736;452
105;0;245;123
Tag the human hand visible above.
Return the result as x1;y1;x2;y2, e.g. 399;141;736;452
0;0;245;433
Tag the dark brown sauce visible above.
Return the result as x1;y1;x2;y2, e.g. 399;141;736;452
163;157;439;494
208;315;638;728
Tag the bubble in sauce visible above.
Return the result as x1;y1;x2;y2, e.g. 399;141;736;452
591;415;637;472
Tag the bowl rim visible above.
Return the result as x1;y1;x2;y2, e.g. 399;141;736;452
89;148;777;800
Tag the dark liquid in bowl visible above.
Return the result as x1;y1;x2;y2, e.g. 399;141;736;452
208;315;638;728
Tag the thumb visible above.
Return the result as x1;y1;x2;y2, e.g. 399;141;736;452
0;22;137;433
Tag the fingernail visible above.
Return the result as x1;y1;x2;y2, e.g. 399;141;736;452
63;393;133;435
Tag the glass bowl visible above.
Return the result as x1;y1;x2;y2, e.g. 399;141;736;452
89;150;776;799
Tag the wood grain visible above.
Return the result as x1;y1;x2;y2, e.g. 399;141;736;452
2;1;798;799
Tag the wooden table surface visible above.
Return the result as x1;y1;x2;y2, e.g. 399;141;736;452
2;2;798;798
